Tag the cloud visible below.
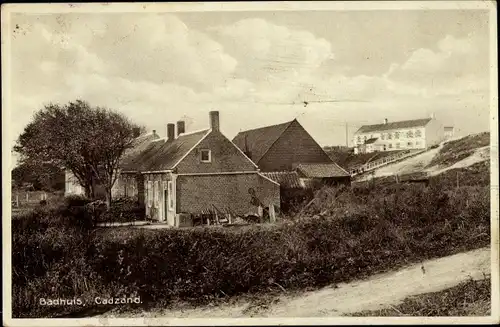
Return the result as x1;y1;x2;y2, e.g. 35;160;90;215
8;13;490;154
210;18;334;90
387;33;488;91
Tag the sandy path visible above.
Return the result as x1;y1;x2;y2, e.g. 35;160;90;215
101;247;490;318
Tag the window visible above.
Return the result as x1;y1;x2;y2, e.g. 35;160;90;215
381;134;385;140
363;135;367;141
396;142;400;149
357;136;361;143
415;129;422;137
147;181;153;207
388;133;393;140
407;142;413;146
154;181;159;208
388;143;393;149
395;132;400;139
200;149;211;162
407;130;414;138
167;181;174;211
416;141;420;146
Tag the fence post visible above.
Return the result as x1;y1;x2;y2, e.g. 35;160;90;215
269;204;276;223
26;192;29;202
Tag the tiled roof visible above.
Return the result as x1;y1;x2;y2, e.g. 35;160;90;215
355;118;432;134
296;162;350;178
232;120;294;163
260;171;305;189
120;130;209;172
364;137;379;144
119;132;160;171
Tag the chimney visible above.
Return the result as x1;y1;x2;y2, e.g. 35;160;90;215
152;129;157;136
383;118;388;124
132;127;141;138
177;120;185;137
167;123;175;141
209;111;220;132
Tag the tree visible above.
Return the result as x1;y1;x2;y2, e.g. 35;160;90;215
12;161;65;191
14;100;143;208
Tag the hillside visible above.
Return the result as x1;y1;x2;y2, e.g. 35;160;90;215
325;148;404;170
354;132;490;182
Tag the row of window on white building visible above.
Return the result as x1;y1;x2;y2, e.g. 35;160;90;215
357;129;423;144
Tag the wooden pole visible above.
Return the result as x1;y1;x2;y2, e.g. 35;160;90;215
269;204;276;223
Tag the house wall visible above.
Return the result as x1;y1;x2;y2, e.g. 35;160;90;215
354;126;428;152
176;173;280;216
258;120;332;171
425;119;445;147
175;131;257;174
112;172;144;203
143;173;174;224
64;170;85;196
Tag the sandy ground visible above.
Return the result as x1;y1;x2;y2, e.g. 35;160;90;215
427;146;490;176
358;145;443;180
100;247;490;318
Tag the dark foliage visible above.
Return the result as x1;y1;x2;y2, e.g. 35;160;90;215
12;185;490;318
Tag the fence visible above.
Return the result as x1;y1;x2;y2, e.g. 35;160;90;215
349;149;426;176
11;190;64;209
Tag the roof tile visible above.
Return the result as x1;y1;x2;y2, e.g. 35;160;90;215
232;120;294;163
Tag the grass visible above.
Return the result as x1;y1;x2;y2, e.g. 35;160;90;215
427;132;489;168
349;277;491;317
11;183;490;318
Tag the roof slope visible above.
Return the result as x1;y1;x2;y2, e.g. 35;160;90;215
296;162;350;178
355;118;432;134
364;137;379;144
232;120;294;163
260;171;305;189
120;130;209;172
119;132;160;170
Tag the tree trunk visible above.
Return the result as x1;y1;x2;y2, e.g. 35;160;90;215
105;187;112;210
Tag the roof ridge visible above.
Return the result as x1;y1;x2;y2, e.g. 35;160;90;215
236;120;294;135
360;117;432;128
254;119;295;162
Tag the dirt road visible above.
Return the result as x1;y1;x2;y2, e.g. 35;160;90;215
101;247;491;318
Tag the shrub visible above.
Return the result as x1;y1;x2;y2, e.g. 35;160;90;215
12;185;490;318
95;198;145;223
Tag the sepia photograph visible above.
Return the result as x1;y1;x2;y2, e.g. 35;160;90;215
2;1;498;326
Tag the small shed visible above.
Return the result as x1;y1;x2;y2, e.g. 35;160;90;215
295;162;351;186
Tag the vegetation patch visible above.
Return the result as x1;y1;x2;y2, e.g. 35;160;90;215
428;132;489;168
12;184;490;318
349;277;491;316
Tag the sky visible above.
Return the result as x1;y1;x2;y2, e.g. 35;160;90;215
6;7;492;160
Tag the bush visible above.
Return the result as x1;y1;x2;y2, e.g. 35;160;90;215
12;185;490;318
95;198;145;223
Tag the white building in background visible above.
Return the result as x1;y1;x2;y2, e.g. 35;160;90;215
352;115;446;154
444;126;455;140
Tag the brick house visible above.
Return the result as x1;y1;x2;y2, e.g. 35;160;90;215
232;119;350;184
115;111;280;226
